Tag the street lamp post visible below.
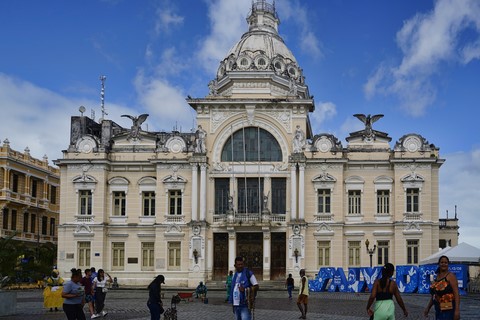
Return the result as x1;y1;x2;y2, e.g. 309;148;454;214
365;239;376;268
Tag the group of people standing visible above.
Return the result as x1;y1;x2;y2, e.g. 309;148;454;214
43;266;113;320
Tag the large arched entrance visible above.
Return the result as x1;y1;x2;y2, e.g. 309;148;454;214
236;232;263;280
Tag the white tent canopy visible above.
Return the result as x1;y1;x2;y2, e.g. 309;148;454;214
420;242;480;265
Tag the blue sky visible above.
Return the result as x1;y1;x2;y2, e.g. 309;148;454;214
1;0;479;246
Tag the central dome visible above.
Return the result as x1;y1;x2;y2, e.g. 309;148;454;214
216;1;303;82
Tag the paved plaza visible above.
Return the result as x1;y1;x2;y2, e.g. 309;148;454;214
2;289;479;320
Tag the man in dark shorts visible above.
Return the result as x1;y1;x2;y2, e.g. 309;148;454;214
81;268;95;317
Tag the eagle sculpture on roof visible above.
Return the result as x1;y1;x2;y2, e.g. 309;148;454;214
121;114;149;140
353;114;384;141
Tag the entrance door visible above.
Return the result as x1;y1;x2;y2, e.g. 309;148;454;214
213;233;229;280
236;233;263;280
270;232;286;280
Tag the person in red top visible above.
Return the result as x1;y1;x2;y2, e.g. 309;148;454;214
80;269;95;317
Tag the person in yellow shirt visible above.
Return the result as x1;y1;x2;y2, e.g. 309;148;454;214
297;269;309;319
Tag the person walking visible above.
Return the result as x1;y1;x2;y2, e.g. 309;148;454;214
424;255;460;320
92;269;113;318
297;269;309;319
366;263;408;319
61;268;86;320
229;256;259;320
43;269;64;311
80;268;95;318
285;273;294;300
147;275;165;320
225;270;233;302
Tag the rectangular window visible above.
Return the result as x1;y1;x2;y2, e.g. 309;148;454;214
30;214;36;233
41;216;47;235
23;212;29;232
142;242;155;270
50;186;57;204
49;218;55;236
11;210;17;230
317;189;331;214
406;188;419;213
237;178;264;214
113;191;126;216
348;190;361;214
348;241;361;266
169;190;182;215
377;241;389;266
317;241;330;266
112;242;125;269
168;241;181;269
214;178;230;214
142;192;156;216
79;190;92;215
407;240;419;264
271;178;286;214
31;179;38;198
2;208;8;230
78;242;91;268
12;173;19;193
377;190;390;214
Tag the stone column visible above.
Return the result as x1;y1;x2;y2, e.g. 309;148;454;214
290;164;297;221
207;237;213;275
298;164;305;220
263;230;271;280
228;230;236;269
199;164;207;221
191;164;198;221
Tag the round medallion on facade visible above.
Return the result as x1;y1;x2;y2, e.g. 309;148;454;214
316;137;332;153
403;136;421;152
76;136;97;154
165;137;186;154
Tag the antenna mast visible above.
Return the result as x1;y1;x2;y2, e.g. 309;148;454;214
100;75;108;120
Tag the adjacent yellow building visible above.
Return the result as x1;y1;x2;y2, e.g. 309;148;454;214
55;1;452;287
0;139;60;248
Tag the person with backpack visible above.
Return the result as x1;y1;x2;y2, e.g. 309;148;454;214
229;256;259;320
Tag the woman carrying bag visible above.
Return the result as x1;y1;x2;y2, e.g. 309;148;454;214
92;269;113;318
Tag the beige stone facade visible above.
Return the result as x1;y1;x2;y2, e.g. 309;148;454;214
55;2;455;287
0;139;60;247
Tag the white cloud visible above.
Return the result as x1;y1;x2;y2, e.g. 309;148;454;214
310;101;337;133
197;0;250;73
276;0;323;59
154;4;184;35
133;70;194;132
440;149;480;244
0;73;136;163
364;0;480;116
340;116;364;137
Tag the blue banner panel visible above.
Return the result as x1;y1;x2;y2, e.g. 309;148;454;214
309;267;336;292
417;265;437;294
396;265;419;293
360;267;382;292
328;267;348;292
346;267;366;293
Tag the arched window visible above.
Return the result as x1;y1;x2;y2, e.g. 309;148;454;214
221;127;282;161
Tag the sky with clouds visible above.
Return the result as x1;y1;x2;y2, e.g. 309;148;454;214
1;0;479;246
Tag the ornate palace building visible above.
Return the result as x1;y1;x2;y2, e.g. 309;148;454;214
56;1;450;286
0;139;60;247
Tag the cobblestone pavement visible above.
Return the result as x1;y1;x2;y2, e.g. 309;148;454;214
2;289;479;320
